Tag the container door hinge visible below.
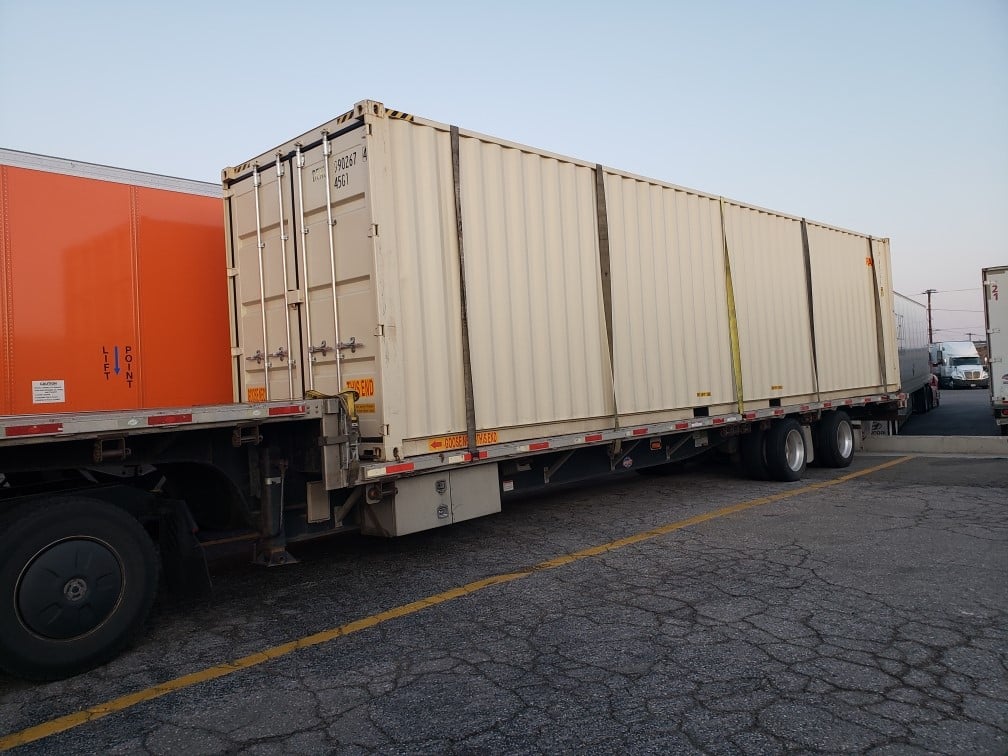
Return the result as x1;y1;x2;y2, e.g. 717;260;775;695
374;324;385;337
369;224;379;238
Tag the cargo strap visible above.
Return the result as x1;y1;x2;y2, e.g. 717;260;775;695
594;165;620;429
800;219;822;397
719;199;745;413
451;126;479;455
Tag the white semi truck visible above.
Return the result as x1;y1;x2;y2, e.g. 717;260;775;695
931;341;989;389
982;265;1008;434
0;101;907;680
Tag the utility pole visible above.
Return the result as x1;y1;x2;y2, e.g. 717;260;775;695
966;332;976;342
923;289;936;343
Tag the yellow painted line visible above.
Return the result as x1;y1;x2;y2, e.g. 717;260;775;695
0;456;913;749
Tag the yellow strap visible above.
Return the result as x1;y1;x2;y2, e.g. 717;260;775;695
720;198;744;413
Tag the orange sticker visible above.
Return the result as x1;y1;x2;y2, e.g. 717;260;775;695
346;378;375;397
247;386;266;402
427;431;499;451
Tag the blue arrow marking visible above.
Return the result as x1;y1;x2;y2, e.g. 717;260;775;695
114;346;121;375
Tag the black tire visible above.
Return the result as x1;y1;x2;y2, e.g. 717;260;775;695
0;497;159;680
740;426;769;480
815;410;855;469
764;419;807;482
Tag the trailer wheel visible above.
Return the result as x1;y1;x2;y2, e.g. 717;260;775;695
764;419;806;481
816;410;855;468
740;426;769;480
0;497;159;680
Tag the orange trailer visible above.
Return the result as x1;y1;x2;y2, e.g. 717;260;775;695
0;150;232;415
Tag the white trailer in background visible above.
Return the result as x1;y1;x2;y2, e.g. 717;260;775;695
894;293;938;417
982;265;1008;434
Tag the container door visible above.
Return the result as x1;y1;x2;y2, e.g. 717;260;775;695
230;123;377;425
230;158;303;401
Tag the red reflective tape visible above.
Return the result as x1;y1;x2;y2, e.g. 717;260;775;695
773;409;784;416
584;433;604;442
800;405;810;411
147;413;193;426
528;442;550;451
631;427;648;436
823;401;833;408
712;417;726;425
675;422;690;430
384;463;415;475
844;399;854;406
743;412;757;420
268;404;305;416
477;451;488;459
4;422;63;437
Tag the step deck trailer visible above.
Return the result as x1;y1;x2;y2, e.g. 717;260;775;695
0;101;904;680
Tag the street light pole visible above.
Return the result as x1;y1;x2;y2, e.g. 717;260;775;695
924;288;936;343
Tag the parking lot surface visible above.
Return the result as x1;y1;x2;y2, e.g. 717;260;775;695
1;454;1006;754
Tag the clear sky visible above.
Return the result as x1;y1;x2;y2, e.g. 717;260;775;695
1;0;1005;341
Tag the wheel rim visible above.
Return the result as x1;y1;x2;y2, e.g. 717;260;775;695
785;429;805;471
16;538;124;640
835;421;853;460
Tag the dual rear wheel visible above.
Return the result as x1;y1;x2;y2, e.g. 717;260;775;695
740;410;854;482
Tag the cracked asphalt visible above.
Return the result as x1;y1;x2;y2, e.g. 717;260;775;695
1;454;1005;754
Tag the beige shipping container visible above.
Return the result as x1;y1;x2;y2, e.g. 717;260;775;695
223;100;899;464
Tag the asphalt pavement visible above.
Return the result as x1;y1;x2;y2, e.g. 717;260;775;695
901;387;998;436
1;453;1005;754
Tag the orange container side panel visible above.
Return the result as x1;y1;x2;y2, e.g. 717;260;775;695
0;162;232;416
134;187;232;408
1;168;12;415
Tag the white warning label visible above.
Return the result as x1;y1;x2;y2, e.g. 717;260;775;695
32;380;66;404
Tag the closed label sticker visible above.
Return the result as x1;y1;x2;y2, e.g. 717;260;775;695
346;378;375;397
32;380;66;404
427;431;498;451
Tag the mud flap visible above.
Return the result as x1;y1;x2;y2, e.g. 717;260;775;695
159;499;213;596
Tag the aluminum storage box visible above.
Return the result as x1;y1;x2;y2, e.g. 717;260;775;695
0;149;233;416
223;100;899;463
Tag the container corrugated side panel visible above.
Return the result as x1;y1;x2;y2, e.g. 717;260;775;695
458;134;613;434
723;203;817;403
386;118;468;440
807;224;886;394
605;174;734;417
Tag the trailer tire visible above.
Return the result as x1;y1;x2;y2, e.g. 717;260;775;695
740;426;769;480
764;419;806;482
0;497;159;680
816;410;855;469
